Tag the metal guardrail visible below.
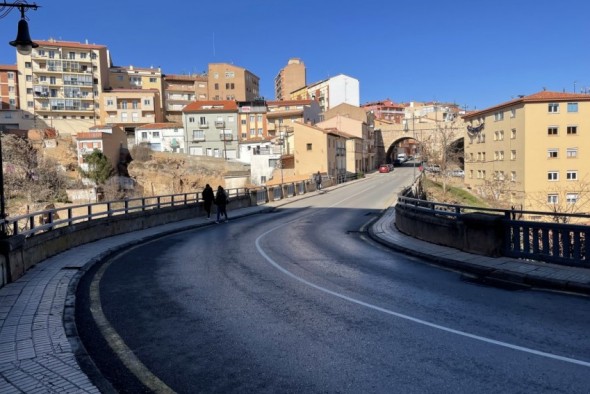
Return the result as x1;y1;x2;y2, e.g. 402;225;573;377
397;196;590;267
1;188;251;238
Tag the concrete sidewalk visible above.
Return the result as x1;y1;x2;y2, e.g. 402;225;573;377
0;193;589;392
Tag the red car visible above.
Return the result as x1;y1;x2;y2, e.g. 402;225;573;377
378;164;390;173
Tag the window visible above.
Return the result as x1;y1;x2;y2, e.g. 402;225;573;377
106;99;114;106
80;52;87;59
152;132;160;138
499;130;504;140
567;126;577;135
141;132;148;139
7;72;14;79
249;115;255;122
547;171;559;181
469;153;474;161
188;117;195;123
257;115;262;122
225;71;235;78
566;171;578;180
566;193;579;204
510;109;516;118
511;171;516;182
250;128;255;136
25;62;31;68
547;149;558;158
241;119;247;125
199;116;207;125
132;101;139;109
27;101;33;108
511;129;516;139
511;150;516;160
258;128;263;136
26;75;32;82
121;101;128;109
494;111;504;121
144;99;151;105
566;148;578;158
192;130;205;140
547;126;558;135
214;83;219;90
307;143;312;151
149;77;157;83
548;103;559;113
68;52;75;59
547;194;558;204
567;102;578;113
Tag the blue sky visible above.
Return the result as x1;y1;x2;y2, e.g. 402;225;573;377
1;0;589;110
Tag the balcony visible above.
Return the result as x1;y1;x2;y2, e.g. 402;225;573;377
219;133;233;141
199;122;209;128
215;121;225;128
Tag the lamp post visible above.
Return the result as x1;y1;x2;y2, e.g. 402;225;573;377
0;2;39;233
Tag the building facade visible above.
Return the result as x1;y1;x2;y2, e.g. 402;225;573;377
108;65;164;112
463;91;590;212
99;88;164;144
208;63;259;102
15;39;111;136
182;100;239;159
361;99;405;123
76;124;127;172
135;123;184;153
162;74;208;123
291;74;360;112
0;64;25;130
274;58;306;100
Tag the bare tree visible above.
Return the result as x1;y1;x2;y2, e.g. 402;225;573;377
528;177;590;223
421;120;462;194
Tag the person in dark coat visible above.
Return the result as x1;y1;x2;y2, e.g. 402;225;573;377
214;185;229;223
202;184;214;219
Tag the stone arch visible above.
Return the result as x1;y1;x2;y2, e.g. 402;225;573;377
384;136;420;164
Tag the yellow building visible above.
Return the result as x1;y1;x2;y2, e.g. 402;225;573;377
108;65;164;112
463;91;590;212
292;121;348;181
163;74;208;123
99;89;164;137
15;39;111;136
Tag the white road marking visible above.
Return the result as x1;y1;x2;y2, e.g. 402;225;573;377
254;193;590;368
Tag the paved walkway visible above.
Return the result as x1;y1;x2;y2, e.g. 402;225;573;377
0;190;589;392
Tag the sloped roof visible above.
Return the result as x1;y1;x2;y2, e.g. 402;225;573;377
463;91;590;119
183;100;238;112
136;123;182;130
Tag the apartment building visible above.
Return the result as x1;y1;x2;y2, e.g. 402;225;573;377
208;63;259;101
108;65;164;112
463;91;590;212
237;99;269;143
0;64;24;130
99;88;164;143
15;39;111;136
291;74;360;112
162;74;208;123
182;100;239;159
274;58;306;100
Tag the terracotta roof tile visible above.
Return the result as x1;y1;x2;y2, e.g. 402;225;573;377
183;100;238;112
136;123;183;130
34;39;106;50
463;91;590;119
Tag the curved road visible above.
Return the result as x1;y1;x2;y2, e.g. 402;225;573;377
76;167;590;393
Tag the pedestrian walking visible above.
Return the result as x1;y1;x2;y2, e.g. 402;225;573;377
202;184;214;219
315;171;322;191
214;185;229;223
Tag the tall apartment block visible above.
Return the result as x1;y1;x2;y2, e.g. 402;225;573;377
463;91;590;212
274;58;306;101
0;64;23;130
208;63;259;101
15;39;111;136
163;74;208;123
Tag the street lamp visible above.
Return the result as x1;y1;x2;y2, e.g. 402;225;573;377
0;2;39;233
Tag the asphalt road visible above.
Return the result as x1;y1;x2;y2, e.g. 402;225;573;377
76;168;590;393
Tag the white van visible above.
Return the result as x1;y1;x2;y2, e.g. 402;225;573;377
397;153;407;162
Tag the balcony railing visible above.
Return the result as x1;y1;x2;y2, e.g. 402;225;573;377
215;121;225;128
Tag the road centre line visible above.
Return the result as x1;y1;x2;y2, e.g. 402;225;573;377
254;190;590;368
